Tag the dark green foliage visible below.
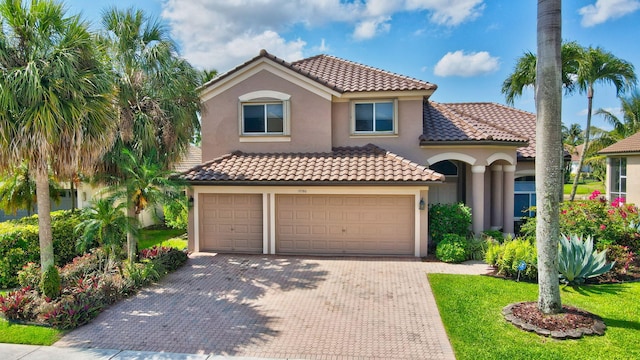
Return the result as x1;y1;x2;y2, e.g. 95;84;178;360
163;195;188;231
436;234;467;263
465;237;488;261
485;237;537;281
429;203;472;243
39;266;61;299
482;230;503;242
0;210;84;288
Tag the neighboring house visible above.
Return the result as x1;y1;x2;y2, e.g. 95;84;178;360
599;131;640;204
182;50;538;257
569;143;592;175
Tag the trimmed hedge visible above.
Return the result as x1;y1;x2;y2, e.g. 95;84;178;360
0;210;87;288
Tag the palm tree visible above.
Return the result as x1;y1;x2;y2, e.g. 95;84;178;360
0;0;116;272
502;41;582;106
597;90;640;138
562;123;583;148
76;197;133;261
535;0;563;315
95;8;201;260
568;48;637;200
0;162;61;216
108;150;186;260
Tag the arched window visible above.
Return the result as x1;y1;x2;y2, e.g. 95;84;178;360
429;160;458;176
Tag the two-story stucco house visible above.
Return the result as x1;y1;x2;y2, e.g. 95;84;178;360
182;50;537;257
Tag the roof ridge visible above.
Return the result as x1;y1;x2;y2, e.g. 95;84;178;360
441;102;529;142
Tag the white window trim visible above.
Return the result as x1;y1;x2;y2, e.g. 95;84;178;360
238;90;291;137
350;99;398;135
610;157;627;200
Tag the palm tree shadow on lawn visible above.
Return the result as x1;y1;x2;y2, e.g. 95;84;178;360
561;283;630;296
57;253;329;355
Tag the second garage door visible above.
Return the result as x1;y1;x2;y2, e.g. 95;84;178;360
200;194;263;253
276;194;414;255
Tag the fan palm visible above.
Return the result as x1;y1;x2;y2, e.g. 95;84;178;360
95;7;200;260
0;0;116;271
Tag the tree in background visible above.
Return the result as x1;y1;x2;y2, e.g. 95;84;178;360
568;47;636;201
0;0;116;273
535;0;563;315
0;162;63;216
96;7;201;260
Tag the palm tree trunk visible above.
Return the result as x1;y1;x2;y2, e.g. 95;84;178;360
126;204;138;261
569;87;594;201
535;0;563;315
35;167;54;272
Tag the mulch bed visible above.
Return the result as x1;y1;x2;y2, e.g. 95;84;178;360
503;302;606;339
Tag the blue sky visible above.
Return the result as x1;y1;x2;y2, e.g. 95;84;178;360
65;0;640;130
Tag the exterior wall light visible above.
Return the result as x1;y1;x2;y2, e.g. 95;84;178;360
419;198;425;210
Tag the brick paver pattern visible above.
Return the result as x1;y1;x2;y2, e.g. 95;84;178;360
56;254;490;359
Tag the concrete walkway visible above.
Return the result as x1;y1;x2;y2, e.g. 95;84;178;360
4;255;490;360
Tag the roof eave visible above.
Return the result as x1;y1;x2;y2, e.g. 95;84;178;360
419;140;529;147
185;180;443;186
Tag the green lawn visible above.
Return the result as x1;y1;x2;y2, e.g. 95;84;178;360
563;180;605;196
139;228;186;250
429;274;640;360
0;319;63;345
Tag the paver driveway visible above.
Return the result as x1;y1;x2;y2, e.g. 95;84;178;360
56;254;475;359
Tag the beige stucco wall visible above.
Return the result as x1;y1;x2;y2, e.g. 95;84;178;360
201;69;332;161
624;156;640;205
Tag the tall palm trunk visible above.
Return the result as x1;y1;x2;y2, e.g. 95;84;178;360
126;204;138;261
536;0;563;314
569;86;594;201
35;167;54;272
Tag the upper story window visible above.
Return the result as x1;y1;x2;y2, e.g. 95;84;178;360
610;157;627;201
352;100;397;135
239;90;290;137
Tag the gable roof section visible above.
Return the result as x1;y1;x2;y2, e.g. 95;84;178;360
599;131;640;155
181;144;443;185
201;50;437;98
291;54;437;93
421;102;535;159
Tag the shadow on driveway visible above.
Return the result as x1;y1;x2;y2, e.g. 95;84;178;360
56;254;329;355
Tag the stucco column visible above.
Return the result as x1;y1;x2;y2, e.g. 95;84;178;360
491;165;504;230
471;165;486;235
502;165;516;235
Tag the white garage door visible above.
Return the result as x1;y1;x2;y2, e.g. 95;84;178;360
276;194;414;255
200;194;263;253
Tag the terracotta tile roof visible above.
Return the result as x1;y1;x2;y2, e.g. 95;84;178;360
181;144;444;184
291;54;437;93
599;131;640;154
202;50;437;94
173;145;202;173
421;102;535;158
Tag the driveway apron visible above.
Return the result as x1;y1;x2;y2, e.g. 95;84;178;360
56;254;457;359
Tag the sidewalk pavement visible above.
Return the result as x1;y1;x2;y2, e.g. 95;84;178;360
0;343;288;360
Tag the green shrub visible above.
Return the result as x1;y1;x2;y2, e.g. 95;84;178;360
465;237;488;261
0;210;84;288
40;266;61;299
17;262;41;291
558;234;615;285
519;195;640;252
163;196;189;231
429;203;472;243
436;234;467;263
482;230;504;242
485;237;537;281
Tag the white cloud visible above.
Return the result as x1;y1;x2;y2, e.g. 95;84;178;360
579;0;640;27
353;17;391;40
433;50;499;77
161;0;485;71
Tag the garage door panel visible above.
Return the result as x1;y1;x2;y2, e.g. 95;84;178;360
200;194;262;253
277;194;414;255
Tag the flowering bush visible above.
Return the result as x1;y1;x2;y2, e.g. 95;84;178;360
520;191;640;252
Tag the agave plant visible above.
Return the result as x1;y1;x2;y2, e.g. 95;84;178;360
557;234;615;285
